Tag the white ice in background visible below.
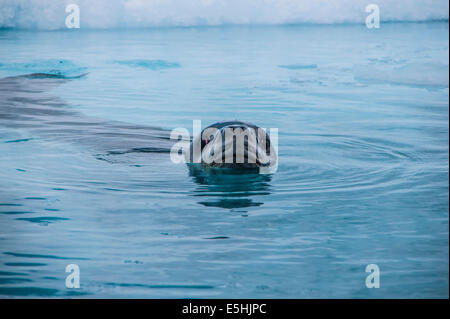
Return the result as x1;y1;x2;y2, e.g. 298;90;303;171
0;0;448;30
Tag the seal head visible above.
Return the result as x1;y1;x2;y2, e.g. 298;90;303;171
186;121;277;173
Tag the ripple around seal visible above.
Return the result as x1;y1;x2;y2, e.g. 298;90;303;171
278;64;318;70
3;252;89;260
0;277;32;284
105;282;214;289
0;287;59;297
0;59;87;77
15;217;70;224
4;262;47;267
276;134;422;195
114;60;181;70
0;211;34;215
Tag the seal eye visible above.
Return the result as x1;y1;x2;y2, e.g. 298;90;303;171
205;135;214;145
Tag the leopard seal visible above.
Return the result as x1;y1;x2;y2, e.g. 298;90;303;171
185;120;278;174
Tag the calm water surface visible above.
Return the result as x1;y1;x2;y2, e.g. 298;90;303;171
0;23;448;298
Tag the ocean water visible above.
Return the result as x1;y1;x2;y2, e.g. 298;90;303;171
0;21;448;298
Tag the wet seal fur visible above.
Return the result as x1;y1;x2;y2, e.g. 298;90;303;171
185;120;277;174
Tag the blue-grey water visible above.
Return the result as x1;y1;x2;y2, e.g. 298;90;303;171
0;23;448;298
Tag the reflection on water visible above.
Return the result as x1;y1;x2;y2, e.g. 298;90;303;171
188;164;272;209
0;75;173;155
